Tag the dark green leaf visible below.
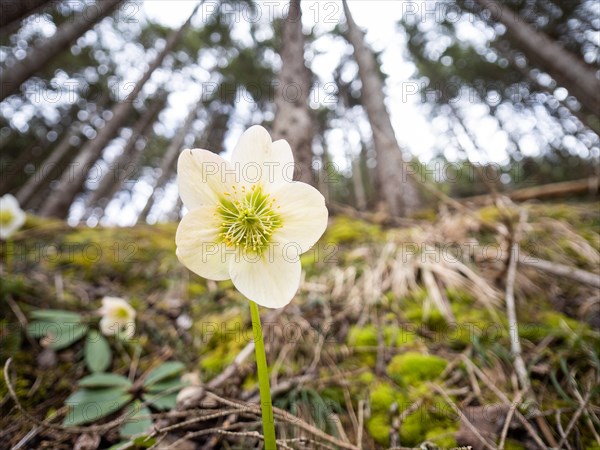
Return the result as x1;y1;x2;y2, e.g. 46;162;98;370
85;330;112;373
78;373;132;389
107;442;132;450
66;387;127;404
49;323;88;350
133;436;157;448
63;388;132;426
30;309;82;323
26;321;53;338
142;361;185;387
145;377;187;394
142;392;178;410
120;401;153;438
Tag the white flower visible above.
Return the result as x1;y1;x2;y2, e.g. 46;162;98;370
98;296;136;339
176;125;328;308
0;194;26;240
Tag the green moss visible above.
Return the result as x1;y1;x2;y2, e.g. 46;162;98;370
242;374;257;391
346;325;378;367
370;382;404;413
199;352;225;376
347;325;378;347
398;400;460;447
399;411;426;445
446;288;476;306
358;371;375;385
402;289;446;331
425;428;458;448
187;281;206;297
520;310;590;343
412;208;438;222
384;325;415;346
503;441;527;450
477;205;514;224
366;414;390;446
542;311;582;331
387;352;448;386
322;216;382;245
196;315;249;379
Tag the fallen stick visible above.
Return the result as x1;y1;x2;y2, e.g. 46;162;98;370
519;256;600;288
462;177;599;205
505;210;530;394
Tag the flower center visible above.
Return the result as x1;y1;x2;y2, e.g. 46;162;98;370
0;210;15;227
217;185;282;254
114;306;130;320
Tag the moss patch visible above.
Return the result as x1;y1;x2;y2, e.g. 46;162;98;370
387;352;448;387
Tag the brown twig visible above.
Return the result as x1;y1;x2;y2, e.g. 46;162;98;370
556;389;593;450
498;390;525;450
431;383;497;450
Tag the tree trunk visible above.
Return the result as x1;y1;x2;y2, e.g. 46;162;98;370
351;156;367;211
136;104;199;223
474;0;600;118
492;41;600;135
167;196;183;222
271;0;315;186
39;3;200;219
15;125;80;207
342;0;420;217
0;140;43;194
0;0;123;101
137;97;234;223
16;94;110;208
0;0;53;29
83;94;166;217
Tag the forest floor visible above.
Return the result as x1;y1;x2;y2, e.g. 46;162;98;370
1;199;599;450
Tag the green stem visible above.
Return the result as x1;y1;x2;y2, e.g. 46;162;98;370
4;238;13;273
249;300;277;450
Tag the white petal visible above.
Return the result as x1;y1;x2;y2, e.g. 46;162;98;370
229;248;301;308
0;220;19;240
101;296;127;308
271;182;328;254
230;126;294;187
122;322;136;340
177;149;233;210
1;194;20;210
12;208;26;230
176;205;230;281
99;316;117;336
0;194;26;239
270;140;296;186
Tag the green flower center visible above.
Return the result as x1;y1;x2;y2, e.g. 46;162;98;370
115;306;130;320
217;185;282;255
0;210;15;227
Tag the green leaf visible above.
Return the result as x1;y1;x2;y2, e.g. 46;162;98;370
145;377;188;394
66;387;125;404
49;323;88;350
63;388;132;426
27;310;86;350
85;330;112;373
26;321;54;338
133;436;157;448
107;442;132;450
30;309;82;323
143;361;185;387
78;373;132;389
120;401;153;438
142;391;178;410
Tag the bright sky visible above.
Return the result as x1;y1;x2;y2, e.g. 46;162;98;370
141;0;507;166
11;0;585;225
